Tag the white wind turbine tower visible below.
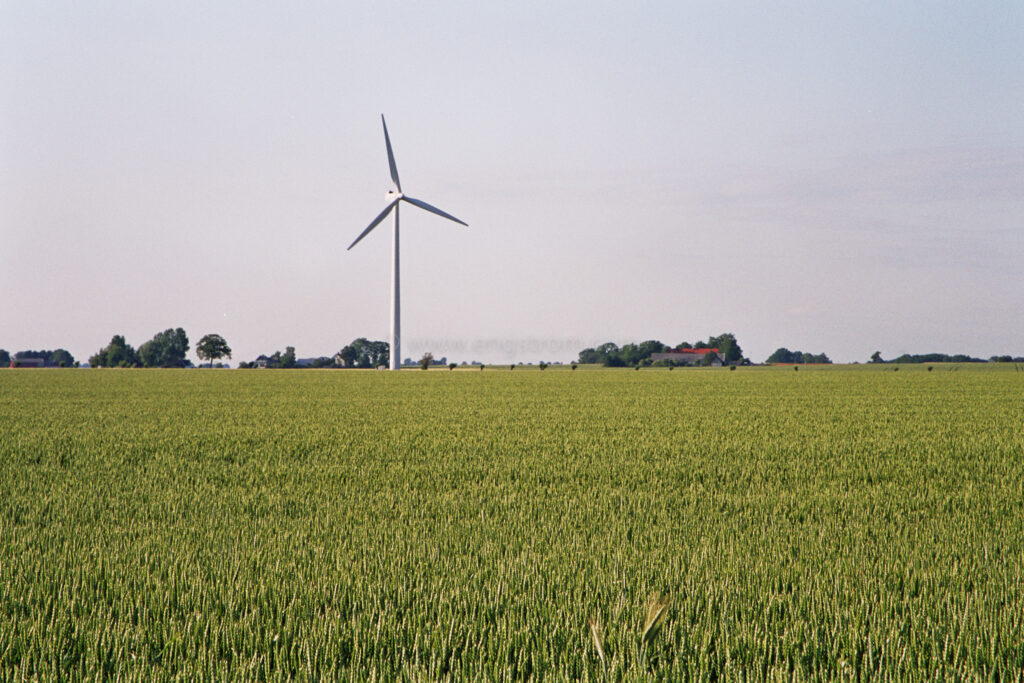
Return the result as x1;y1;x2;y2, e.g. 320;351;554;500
348;115;468;370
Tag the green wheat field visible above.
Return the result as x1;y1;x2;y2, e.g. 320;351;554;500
2;365;1022;681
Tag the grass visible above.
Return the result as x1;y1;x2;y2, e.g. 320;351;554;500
1;365;1022;680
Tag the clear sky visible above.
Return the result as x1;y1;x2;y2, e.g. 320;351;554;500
2;1;1022;365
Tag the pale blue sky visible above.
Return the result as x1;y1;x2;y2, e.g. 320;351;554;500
2;1;1022;364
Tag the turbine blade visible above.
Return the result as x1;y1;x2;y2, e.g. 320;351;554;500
402;195;468;227
348;199;398;250
382;115;401;193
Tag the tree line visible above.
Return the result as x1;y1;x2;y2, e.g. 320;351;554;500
765;348;832;364
89;329;194;368
5;332;390;370
5;332;1023;369
237;338;390;369
578;334;745;367
86;330;231;368
0;349;77;367
869;351;1024;364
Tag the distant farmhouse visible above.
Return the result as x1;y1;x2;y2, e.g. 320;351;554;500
250;354;341;369
8;350;76;368
650;348;723;366
11;355;46;368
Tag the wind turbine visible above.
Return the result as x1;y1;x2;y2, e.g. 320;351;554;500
348;115;468;370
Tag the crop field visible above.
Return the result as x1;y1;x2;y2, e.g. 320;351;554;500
1;365;1023;681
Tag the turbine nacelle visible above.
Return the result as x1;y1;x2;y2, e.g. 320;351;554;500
347;117;468;252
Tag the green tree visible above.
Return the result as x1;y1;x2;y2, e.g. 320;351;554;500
870;351;884;363
419;352;434;370
371;341;390;368
338;345;358;367
89;335;139;368
138;328;190;368
766;347;796;364
618;340;666;366
767;348;831;364
280;346;297;369
0;349;9;366
618;344;641;365
638;340;666;357
49;349;76;367
338;338;389;368
708;333;743;364
196;334;232;368
577;343;612;364
604;354;627;367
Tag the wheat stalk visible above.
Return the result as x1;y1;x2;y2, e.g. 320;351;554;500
588;615;606;668
641;592;671;644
